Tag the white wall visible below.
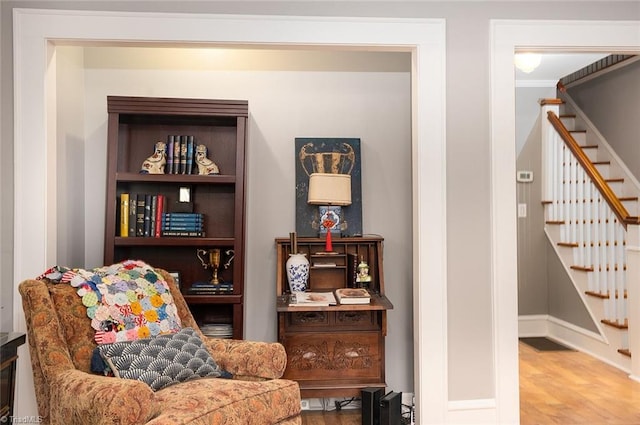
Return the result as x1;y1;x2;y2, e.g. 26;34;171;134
56;46;86;267
515;86;557;156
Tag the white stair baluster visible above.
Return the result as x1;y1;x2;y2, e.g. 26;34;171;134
585;180;593;289
562;145;570;242
577;167;585;267
607;210;616;321
555;136;563;223
600;199;609;296
549;135;558;221
616;223;626;325
592;189;601;294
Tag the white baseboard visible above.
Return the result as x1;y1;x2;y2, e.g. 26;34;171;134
447;399;497;424
518;314;630;373
517;314;549;337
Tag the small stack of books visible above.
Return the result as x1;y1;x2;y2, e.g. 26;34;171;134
200;323;233;339
288;291;337;307
187;282;233;294
335;288;371;305
161;212;204;237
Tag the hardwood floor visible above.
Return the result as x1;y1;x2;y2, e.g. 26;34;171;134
302;341;640;424
301;410;361;425
519;340;640;425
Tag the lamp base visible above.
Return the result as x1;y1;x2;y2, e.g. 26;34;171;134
318;206;342;236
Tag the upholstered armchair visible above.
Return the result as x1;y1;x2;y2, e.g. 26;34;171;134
19;266;301;425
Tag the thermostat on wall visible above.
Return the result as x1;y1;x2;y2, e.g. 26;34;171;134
517;170;533;183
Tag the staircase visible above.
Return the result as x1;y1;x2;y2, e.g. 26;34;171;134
541;93;640;374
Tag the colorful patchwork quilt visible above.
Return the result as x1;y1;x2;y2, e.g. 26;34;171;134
38;259;182;344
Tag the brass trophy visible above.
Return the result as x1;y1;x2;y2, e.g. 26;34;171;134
197;248;221;285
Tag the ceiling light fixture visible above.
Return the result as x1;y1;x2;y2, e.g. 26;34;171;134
514;53;542;73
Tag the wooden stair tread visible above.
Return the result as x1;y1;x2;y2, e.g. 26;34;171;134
558;242;579;247
585;290;609;299
601;319;628;330
618;348;631;357
540;98;564;105
586;290;628;299
570;265;594;272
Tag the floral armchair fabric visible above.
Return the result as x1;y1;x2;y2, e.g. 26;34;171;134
19;268;302;425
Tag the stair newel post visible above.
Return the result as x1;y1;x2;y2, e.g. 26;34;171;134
540;101;561;222
625;223;640;381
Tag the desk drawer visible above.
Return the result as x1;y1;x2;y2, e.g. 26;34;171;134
335;310;378;330
286;310;379;331
287;311;329;329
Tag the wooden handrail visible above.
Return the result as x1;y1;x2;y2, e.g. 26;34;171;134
547;110;639;228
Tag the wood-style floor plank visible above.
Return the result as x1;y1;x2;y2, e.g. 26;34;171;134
301;410;360;425
302;342;640;424
519;341;640;425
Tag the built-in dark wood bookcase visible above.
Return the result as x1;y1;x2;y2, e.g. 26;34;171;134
104;96;247;340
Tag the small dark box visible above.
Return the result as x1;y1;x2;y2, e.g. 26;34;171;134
172;201;194;213
361;387;384;425
379;391;402;425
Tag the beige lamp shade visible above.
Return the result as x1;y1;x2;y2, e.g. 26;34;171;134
308;173;352;206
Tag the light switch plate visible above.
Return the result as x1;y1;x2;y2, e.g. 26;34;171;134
518;203;527;218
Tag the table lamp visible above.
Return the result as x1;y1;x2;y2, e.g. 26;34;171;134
307;172;352;252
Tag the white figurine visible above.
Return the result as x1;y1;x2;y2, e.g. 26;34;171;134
140;141;167;174
195;144;220;175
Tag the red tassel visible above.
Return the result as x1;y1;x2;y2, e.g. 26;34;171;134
325;229;333;252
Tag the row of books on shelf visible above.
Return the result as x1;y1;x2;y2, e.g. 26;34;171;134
186;282;234;294
119;193;205;237
288;288;371;306
166;134;196;175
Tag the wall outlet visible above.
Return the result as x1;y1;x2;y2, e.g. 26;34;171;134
300;400;310;410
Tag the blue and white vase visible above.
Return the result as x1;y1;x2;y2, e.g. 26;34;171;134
286;253;309;293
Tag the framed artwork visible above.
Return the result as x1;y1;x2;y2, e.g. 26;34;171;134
295;138;362;237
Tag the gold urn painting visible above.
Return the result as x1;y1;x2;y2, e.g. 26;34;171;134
295;138;362;237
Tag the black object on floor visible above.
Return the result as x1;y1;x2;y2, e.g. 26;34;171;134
379;391;402;425
519;337;574;352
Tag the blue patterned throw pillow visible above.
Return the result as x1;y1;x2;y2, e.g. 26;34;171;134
96;327;227;391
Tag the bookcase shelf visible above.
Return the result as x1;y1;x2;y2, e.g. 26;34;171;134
104;96;247;340
113;237;235;247
115;172;236;184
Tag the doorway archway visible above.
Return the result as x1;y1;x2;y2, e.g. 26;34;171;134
491;18;640;420
12;10;448;422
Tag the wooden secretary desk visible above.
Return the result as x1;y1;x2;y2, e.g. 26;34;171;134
275;236;393;398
